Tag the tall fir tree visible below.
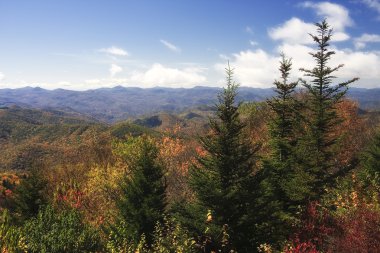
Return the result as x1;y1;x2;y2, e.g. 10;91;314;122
189;64;258;252
259;54;302;246
267;54;299;163
115;136;166;245
299;20;358;199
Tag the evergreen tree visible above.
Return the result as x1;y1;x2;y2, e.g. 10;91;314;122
259;54;302;246
299;20;358;199
267;54;299;163
189;64;258;252
360;131;380;189
12;168;47;221
115;136;166;245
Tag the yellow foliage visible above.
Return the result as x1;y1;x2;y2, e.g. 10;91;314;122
84;163;126;224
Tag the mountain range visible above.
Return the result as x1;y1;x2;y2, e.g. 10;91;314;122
1;86;379;123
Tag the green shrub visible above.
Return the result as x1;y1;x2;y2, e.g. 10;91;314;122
106;217;196;253
23;205;101;253
0;209;27;253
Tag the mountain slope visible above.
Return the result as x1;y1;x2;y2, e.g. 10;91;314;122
0;106;108;170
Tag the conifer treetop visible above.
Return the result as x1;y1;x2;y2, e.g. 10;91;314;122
300;20;359;99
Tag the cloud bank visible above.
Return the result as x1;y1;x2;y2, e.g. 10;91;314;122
354;33;380;49
214;2;380;89
129;63;205;87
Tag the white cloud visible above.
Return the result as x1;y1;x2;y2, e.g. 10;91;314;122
269;17;315;44
258;2;377;88
130;63;206;87
249;40;259;46
279;43;380;88
219;54;229;60
0;63;207;90
215;43;380;88
0;72;4;81
302;1;353;33
270;2;352;45
354;33;380;49
269;1;352;45
333;49;380;84
160;39;181;53
99;46;128;56
110;64;123;77
361;0;380;19
278;43;315;74
245;26;253;34
215;49;280;88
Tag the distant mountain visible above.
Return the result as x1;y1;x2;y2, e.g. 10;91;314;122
0;86;379;122
346;88;380;109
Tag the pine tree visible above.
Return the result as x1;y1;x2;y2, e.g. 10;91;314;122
12;168;47;222
259;54;302;246
299;20;358;199
189;64;258;252
115;136;166;245
267;54;299;163
360;131;380;189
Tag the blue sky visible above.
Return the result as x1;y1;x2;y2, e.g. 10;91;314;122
0;0;380;90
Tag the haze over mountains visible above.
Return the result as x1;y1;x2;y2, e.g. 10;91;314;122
0;86;379;123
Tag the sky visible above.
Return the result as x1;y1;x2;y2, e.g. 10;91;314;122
0;0;380;90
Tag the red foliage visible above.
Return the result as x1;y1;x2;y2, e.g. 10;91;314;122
287;200;380;253
284;238;319;253
56;187;84;209
4;189;12;197
329;205;380;253
0;174;19;210
286;202;334;252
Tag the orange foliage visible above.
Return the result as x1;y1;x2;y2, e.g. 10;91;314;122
157;126;200;202
333;100;367;166
0;173;21;211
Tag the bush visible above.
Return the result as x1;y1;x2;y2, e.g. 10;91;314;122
0;209;27;253
151;217;196;253
106;217;196;253
329;203;380;252
23;205;101;253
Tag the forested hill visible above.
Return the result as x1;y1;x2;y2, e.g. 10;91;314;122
0;106;110;170
0;86;379;122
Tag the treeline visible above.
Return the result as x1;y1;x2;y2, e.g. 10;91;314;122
1;21;380;253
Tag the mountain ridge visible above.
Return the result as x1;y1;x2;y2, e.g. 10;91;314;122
1;86;379;123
